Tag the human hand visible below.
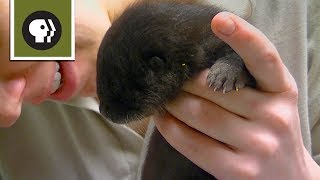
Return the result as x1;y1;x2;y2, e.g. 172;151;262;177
0;0;110;127
154;12;320;179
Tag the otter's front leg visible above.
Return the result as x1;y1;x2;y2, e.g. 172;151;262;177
207;46;256;93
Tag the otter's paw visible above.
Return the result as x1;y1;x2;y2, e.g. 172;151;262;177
207;61;253;93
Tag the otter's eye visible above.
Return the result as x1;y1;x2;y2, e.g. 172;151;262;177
149;56;165;70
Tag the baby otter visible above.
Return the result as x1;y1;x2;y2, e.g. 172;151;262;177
97;1;255;179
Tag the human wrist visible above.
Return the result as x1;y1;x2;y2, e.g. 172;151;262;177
304;148;320;180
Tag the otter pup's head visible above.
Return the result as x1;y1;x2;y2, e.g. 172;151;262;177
97;2;218;123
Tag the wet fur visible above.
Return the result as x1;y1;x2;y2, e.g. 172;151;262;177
97;1;255;179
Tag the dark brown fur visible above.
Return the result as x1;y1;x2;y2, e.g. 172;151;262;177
97;1;255;179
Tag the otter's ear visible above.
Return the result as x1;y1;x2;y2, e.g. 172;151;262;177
149;56;166;70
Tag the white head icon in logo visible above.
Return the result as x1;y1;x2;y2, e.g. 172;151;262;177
29;19;56;43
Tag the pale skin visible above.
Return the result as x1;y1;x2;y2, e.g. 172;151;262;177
0;0;148;134
0;0;111;126
155;12;320;179
0;0;319;179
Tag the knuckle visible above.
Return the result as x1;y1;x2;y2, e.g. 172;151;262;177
273;113;289;128
261;139;279;157
235;160;259;179
241;29;256;44
261;46;279;66
251;133;279;157
266;109;291;131
189;98;210;118
286;84;299;101
248;133;265;146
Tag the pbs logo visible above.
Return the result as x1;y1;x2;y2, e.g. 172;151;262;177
22;11;62;50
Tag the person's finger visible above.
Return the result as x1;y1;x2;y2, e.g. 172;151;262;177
212;12;296;93
165;91;273;153
0;78;25;127
154;112;238;179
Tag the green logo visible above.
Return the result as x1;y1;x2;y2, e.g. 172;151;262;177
10;0;74;60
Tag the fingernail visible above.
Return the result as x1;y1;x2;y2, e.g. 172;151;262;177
216;12;235;36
